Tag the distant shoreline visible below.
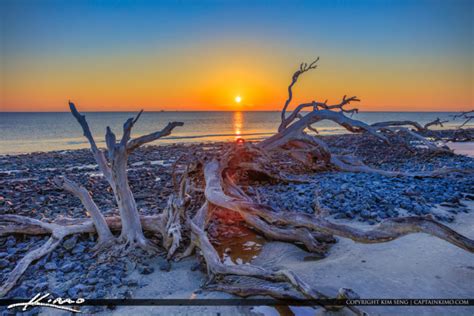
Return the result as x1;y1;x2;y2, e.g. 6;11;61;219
0;110;469;113
1;111;472;155
1;128;473;157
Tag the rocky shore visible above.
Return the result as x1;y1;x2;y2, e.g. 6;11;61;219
0;129;473;315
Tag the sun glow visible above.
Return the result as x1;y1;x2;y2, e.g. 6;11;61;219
235;96;242;103
233;111;243;140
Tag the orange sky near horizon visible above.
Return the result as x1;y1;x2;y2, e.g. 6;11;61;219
1;1;472;113
2;47;472;113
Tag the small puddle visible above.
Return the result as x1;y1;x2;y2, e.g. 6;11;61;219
209;209;265;264
213;227;265;265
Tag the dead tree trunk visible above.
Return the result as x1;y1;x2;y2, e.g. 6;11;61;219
256;59;465;175
68;102;183;250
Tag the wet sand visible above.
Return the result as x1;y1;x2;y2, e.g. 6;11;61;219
447;142;474;158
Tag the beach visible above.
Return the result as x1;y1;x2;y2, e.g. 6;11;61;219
1;130;473;315
2;0;473;314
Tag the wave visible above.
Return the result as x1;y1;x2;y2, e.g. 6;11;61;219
163;132;273;140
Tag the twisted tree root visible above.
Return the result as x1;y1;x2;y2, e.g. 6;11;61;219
180;155;473;315
0;213;171;296
0;216;95;297
188;198;366;316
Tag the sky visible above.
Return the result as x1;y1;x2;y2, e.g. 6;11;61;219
1;0;472;112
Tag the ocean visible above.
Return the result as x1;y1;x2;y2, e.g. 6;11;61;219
0;111;467;154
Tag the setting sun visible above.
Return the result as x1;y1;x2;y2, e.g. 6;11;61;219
235;96;242;103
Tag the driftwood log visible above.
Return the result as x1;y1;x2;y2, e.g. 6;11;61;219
453;110;474;129
1;60;473;315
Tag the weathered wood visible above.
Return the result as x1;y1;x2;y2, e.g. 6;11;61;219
54;176;115;246
453;110;474;128
68;102;183;249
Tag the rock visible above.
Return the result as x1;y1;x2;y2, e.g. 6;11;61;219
6;236;16;248
117;289;132;298
111;276;121;285
44;262;57;270
86;278;99;285
95;289;106;298
159;261;171;272
125;279;139;286
0;259;9;268
72;244;86;254
124;258;136;272
61;262;75;273
190;262;201;271
11;286;29;298
34;281;49;292
63;237;77;250
138;265;154;275
345;211;355;219
68;284;91;297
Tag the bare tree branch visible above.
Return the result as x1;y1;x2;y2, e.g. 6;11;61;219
53;176;115;246
127;121;184;153
120;110;144;146
280;58;319;125
371;120;425;132
424;117;448;130
69;101;112;180
279;95;360;131
452;110;474;128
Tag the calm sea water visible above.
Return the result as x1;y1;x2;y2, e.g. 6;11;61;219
0;111;466;154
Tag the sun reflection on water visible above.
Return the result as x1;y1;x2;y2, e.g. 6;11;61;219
233;111;243;140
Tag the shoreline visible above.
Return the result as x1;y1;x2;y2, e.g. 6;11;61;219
1;127;472;157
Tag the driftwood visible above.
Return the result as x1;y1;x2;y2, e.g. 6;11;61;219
369;120;452;154
67;102;183;251
453;110;474;129
258;59;462;174
1;60;474;315
179;150;473;315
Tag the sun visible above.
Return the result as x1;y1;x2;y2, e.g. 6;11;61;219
235;95;242;103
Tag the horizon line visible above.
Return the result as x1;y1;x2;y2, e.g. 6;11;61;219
0;110;468;113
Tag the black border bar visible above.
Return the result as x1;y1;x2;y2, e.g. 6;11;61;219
1;299;474;306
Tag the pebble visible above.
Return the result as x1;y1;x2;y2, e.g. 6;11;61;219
159;261;171;272
6;237;16;248
0;259;9;268
138;265;154;275
44;262;57;270
61;262;75;273
63;237;77;250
